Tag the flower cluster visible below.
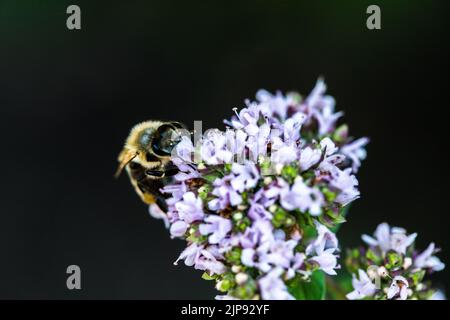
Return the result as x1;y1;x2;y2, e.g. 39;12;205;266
345;222;445;300
147;79;371;300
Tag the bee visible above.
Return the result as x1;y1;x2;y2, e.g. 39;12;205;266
115;120;187;211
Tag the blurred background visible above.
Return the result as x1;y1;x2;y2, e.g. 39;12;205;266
0;0;449;299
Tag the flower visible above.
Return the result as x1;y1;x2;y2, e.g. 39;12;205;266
195;246;226;275
387;276;409;300
328;167;360;206
346;223;444;300
200;129;234;165
280;178;324;216
144;80;372;300
258;268;295;300
170;220;188;238
305;223;340;275
247;202;273;221
340;137;369;173
257;239;298;272
309;249;339;275
299;146;322;171
346;269;377;300
208;175;243;210
175;192;205;224
174;242;203;267
173;135;195;163
361;223;417;255
307;222;339;254
231;162;260;192
174;243;226;275
414;243;445;272
303;80;343;136
199;215;232;244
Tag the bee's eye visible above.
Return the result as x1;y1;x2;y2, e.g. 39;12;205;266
139;131;152;148
151;124;181;156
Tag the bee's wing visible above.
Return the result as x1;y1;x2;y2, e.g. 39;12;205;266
115;149;137;178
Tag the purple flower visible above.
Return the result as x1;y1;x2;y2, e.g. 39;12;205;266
309;249;339;276
283;113;306;142
414;243;445;272
387;276;409;300
170;220;188;238
270;138;299;164
304;79;327;112
195;245;226;275
247;202;273;221
307;222;339;254
280;178;324;216
174;242;203;267
174;243;226;275
255;89;295;121
346;269;377;300
313;105;343;136
257;239;298;272
286;252;306;280
144;81;371;300
240;225;260;249
208;176;243;210
174;164;200;182
362;223;417;255
258;268;295;300
175;192;205;224
320;137;338;156
241;248;257;267
199;215;232;244
161;183;188;208
230;102;270;136
306;223;339;275
253;183;283;208
200;129;234;165
303;79;343;135
328;167;360;206
340;137;369;173
225;128;248;162
173;135;194;163
299;146;322;171
231;162;260;192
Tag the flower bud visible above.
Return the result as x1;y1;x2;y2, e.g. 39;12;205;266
235;273;248;285
377;266;389;278
367;267;378;280
403;257;412;269
231;265;241;273
263;177;273;185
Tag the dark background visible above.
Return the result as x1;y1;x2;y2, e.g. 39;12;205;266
0;0;449;299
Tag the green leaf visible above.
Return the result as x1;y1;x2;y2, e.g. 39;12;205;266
288;270;326;300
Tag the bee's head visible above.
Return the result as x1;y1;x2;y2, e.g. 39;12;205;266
138;122;185;159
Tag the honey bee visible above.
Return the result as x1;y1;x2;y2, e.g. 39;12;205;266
115;120;187;210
